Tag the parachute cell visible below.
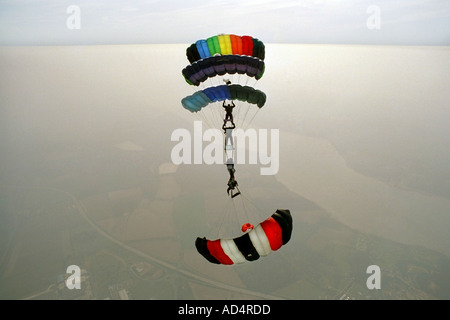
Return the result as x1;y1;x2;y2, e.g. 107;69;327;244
207;240;234;265
230;34;243;55
186;43;201;64
207;36;221;56
241;36;253;56
217;35;231;55
196;40;211;59
203;85;231;102
252;38;265;60
260;217;284;251
181;91;210;112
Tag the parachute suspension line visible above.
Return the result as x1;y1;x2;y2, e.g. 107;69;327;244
217;188;267;238
237;189;251;225
209;104;221;130
234;100;250;130
206;104;218;129
216;192;246;239
194;110;213;131
204;107;217;130
214;196;234;239
243;107;261;132
211;102;221;129
218;104;226;129
214;177;267;238
239;101;252;130
239;189;267;222
207;77;215;88
247;75;252;86
231;196;242;228
235;102;242;128
219;75;226;86
246;77;258;88
200;81;210;93
227;74;233;85
228;74;233;85
217;77;223;88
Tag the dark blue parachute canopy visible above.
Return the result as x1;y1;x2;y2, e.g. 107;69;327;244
181;85;267;112
182;55;265;86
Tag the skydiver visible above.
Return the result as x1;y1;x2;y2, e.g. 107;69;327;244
222;101;236;133
226;163;240;198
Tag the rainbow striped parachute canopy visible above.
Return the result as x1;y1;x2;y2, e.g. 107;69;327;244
186;34;265;64
195;209;292;265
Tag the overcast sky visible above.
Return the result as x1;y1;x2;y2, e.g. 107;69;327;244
0;0;449;46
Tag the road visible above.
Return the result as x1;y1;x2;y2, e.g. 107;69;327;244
16;185;287;300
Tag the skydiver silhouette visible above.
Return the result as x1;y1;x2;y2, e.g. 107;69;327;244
226;163;240;198
222;101;236;133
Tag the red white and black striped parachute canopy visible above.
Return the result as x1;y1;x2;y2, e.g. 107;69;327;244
195;209;292;265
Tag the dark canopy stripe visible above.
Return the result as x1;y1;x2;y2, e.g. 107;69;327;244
182;55;265;86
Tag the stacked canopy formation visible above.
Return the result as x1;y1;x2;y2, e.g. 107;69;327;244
186;34;265;64
182;55;265;86
195;209;292;265
181;84;266;112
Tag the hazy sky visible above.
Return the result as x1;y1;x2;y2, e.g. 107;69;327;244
0;0;449;46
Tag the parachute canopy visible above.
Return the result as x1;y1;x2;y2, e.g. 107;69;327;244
186;34;265;64
181;84;267;113
182;55;265;86
195;209;292;265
